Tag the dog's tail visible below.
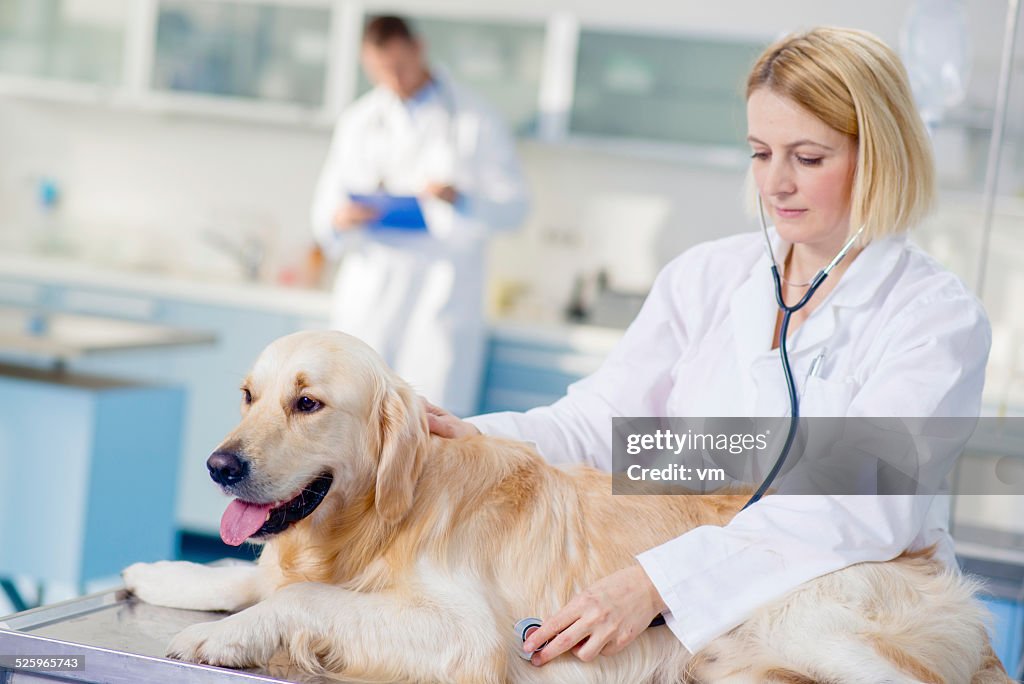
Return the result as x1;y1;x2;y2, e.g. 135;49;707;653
970;644;1015;684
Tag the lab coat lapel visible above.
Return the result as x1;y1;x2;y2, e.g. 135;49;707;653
729;248;780;381
786;296;838;353
374;90;418;189
789;232;907;351
376;84;456;192
725;229;908;417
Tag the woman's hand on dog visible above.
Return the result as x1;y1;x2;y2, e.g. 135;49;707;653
423;399;480;439
523;565;667;667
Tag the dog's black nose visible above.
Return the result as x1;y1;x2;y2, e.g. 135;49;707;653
207;451;249;486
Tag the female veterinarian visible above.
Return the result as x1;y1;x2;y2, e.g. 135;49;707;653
429;27;991;665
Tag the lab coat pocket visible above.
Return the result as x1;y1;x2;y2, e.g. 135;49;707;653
801;375;858;417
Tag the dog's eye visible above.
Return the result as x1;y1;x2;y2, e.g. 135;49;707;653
296;396;321;413
242;389;252;405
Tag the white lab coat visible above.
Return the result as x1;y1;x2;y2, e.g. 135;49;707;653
311;72;529;416
468;228;991;653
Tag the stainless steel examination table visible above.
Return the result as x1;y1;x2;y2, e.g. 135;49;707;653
0;590;336;684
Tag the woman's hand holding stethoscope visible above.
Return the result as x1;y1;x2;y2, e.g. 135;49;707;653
519;565;667;667
423;399;667;667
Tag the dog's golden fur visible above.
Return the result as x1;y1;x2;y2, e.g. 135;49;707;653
124;331;1011;683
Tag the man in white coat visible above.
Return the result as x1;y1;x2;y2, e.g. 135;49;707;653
311;16;529;417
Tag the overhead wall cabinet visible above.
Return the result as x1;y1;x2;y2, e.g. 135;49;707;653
355;14;547;138
0;0;338;122
569;30;762;148
0;1;1019;177
0;0;128;86
151;0;331;107
0;0;766;156
346;11;769;161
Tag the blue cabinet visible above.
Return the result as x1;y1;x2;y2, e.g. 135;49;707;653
979;594;1023;675
478;325;620;413
64;294;323;534
0;274;328;536
959;542;1024;676
0;364;183;587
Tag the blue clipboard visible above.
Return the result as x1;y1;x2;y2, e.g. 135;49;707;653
349;193;428;232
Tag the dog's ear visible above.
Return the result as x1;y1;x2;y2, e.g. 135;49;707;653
370;380;427;525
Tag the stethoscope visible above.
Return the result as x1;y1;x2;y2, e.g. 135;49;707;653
743;195;866;510
364;75;459;193
514;201;871;646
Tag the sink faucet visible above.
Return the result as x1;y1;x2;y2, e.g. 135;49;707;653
201;228;266;282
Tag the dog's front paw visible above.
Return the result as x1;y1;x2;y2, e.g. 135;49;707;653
123;561;237;611
123;561;193;608
167;612;277;668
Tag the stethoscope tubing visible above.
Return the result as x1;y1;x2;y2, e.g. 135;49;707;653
524;201;869;638
745;196;864;509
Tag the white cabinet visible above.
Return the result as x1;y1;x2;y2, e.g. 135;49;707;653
0;0;769;153
570;29;763;148
0;0;128;86
354;14;547;137
151;0;331;108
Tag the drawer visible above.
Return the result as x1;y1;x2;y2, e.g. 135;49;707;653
0;279;43;307
484;362;581;395
58;289;158;320
479;337;606;414
489;343;606;377
480;387;564;414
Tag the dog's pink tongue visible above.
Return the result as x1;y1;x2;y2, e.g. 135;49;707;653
220;500;273;546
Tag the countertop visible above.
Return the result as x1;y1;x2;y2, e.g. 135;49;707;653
0;252;334;319
4;252;1021;409
0;306;217;362
0;252;626;350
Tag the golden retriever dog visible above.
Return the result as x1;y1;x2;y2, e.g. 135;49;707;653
124;330;1010;683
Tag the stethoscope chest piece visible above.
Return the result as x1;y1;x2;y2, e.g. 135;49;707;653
514;617;547;660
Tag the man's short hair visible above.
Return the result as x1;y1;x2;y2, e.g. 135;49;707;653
363;15;417;47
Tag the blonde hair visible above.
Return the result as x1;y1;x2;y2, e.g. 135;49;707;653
746;27;935;241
